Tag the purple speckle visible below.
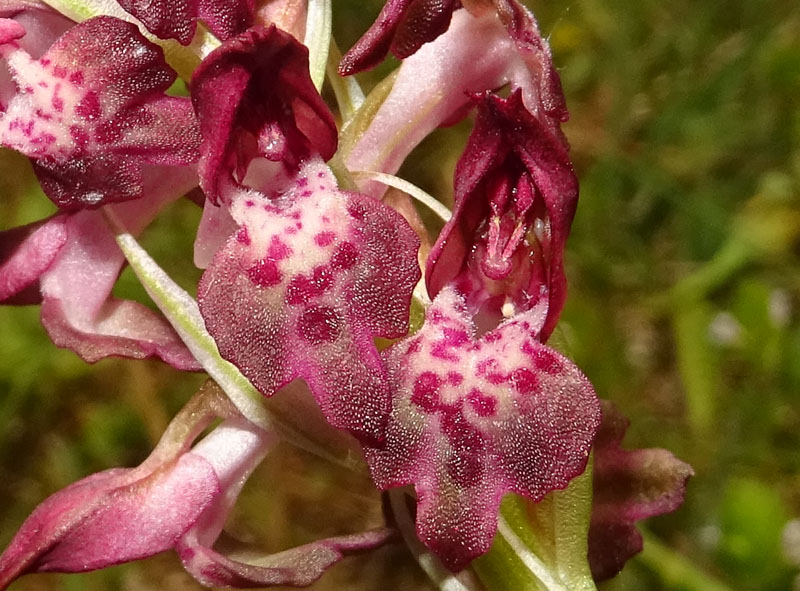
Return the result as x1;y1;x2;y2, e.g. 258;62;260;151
298;306;342;344
76;91;101;119
531;348;562;375
442;328;469;347
411;372;441;412
486;372;506;385
245;199;254;207
236;227;251;245
511;367;539;395
267;236;290;260
447;371;463;386
431;341;459;362
247;258;282;287
314;231;337;247
69;71;84;85
484;331;503;343
347;204;366;221
466;389;497;417
331;241;358;270
51;95;64;113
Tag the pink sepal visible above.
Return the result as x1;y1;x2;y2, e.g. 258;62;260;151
426;90;577;339
588;401;693;581
191;25;336;205
0;215;67;304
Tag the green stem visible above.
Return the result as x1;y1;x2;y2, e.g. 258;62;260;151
638;531;733;591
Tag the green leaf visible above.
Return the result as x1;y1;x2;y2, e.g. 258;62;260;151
305;0;332;92
474;462;596;591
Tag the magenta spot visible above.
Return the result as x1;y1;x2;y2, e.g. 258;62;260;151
69;126;89;148
286;267;333;304
245;199;254;207
37;81;48;88
21;120;34;137
431;341;459;362
291;211;301;220
347;204;366;221
511;367;539;395
295;222;303;229
297;177;308;187
298;306;342;344
40;58;50;66
484;331;503;343
466;389;497;417
486;372;506;385
443;328;469;347
76;91;101;119
52;65;67;79
441;411;485;486
331;241;358;270
51;95;64;113
447;371;464;386
301;190;312;197
267;236;291;260
475;359;495;377
286;225;298;234
247;258;282;288
317;171;325;178
531;349;562;375
69;71;84;85
236;227;251;245
314;231;337;247
429;310;446;324
311;265;334;292
322;216;331;223
411;372;442;411
34;109;52;121
406;340;422;355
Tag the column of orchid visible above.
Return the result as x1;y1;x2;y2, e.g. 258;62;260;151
0;1;692;590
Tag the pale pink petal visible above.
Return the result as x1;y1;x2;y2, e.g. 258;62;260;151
0;215;67;304
588;402;694;581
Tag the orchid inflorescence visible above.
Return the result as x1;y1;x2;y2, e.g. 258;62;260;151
0;1;693;589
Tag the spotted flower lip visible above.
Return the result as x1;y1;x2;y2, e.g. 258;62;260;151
0;15;200;209
198;159;420;444
364;286;601;571
426;90;578;339
191;24;337;205
116;0;254;45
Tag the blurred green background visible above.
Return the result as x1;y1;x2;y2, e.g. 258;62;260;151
1;0;799;589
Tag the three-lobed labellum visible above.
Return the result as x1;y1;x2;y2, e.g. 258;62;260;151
364;287;601;571
0;15;199;208
198;159;421;445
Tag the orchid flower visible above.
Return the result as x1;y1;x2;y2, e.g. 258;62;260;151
0;381;391;589
0;0;693;589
